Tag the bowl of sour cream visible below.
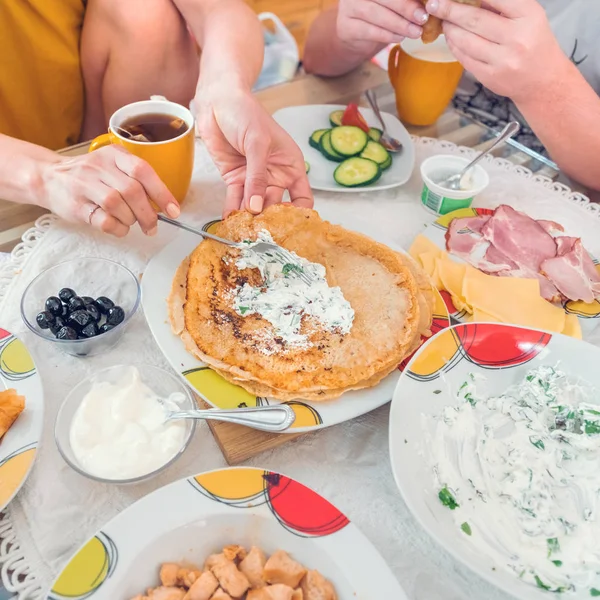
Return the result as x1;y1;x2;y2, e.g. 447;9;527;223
55;364;196;484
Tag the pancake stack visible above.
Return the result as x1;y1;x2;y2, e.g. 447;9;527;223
169;206;434;401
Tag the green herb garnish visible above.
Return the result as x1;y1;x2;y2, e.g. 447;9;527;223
552;560;562;567
438;487;459;510
590;588;600;597
585;420;600;435
282;263;303;275
547;538;560;557
460;522;472;536
534;575;566;593
530;436;545;451
239;306;250;315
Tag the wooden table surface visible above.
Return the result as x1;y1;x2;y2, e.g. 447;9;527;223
0;61;590;254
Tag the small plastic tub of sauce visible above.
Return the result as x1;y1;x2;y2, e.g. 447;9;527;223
420;155;489;215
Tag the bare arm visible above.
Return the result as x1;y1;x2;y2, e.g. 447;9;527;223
172;0;264;94
516;60;600;191
304;7;386;77
304;1;426;78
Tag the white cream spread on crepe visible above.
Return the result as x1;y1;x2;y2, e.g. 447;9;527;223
69;366;186;480
429;365;600;595
230;230;354;350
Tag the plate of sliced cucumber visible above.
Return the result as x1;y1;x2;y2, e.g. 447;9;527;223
273;104;414;192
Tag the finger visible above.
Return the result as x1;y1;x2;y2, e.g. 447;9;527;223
369;0;428;24
112;146;180;219
476;0;531;18
243;140;269;214
443;22;500;64
287;172;314;209
445;32;493;77
90;184;136;228
345;20;408;43
263;186;285;209
350;1;425;37
223;184;244;218
100;170;158;235
426;0;508;42
89;206;129;238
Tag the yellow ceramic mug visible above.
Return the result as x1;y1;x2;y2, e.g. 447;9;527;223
388;36;464;127
89;98;195;204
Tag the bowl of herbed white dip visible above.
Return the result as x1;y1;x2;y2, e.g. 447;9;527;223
55;364;196;484
390;323;600;600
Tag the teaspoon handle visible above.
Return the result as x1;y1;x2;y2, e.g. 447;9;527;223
167;405;296;433
365;90;386;132
157;214;238;247
460;121;520;175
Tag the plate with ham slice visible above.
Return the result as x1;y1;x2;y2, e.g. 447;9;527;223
408;205;600;339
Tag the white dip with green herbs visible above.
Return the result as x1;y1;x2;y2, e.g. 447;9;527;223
228;230;354;351
430;365;600;595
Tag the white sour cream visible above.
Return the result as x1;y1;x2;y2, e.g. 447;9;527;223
230;230;354;352
428;366;600;595
69;366;187;480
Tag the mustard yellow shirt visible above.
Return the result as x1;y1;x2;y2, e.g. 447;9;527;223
0;0;86;150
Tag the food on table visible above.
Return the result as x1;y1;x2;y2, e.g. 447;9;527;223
0;389;25;439
420;0;482;44
169;205;433;401
69;366;186;480
429;365;600;595
130;545;336;600
35;289;124;341
307;106;393;187
444;205;600;303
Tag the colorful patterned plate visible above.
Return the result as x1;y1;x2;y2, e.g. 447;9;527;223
142;221;449;432
0;328;43;511
389;322;600;600
48;466;407;599
419;207;600;338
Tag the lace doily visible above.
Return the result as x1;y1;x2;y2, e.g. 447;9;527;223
0;137;598;600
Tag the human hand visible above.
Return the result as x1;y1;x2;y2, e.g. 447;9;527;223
195;85;313;217
337;0;427;47
39;145;180;237
426;0;567;102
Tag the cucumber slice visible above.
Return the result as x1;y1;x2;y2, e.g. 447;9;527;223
380;154;392;170
334;157;381;187
309;128;329;149
319;130;345;162
368;127;383;142
330;126;369;157
329;110;344;127
305;161;310;173
360;140;390;166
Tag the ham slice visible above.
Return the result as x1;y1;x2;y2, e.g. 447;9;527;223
480;205;557;273
541;238;600;303
537;220;565;235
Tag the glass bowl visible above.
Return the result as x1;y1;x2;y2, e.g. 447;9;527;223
21;257;141;357
55;364;196;484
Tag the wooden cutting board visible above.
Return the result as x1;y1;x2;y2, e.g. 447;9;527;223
197;398;307;465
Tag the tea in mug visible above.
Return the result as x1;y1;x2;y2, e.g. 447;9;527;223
118;113;189;143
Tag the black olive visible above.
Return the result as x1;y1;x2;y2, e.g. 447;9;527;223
81;296;95;305
80;322;99;338
60;303;69;318
67;309;92;331
58;288;76;303
99;323;115;334
85;304;101;323
106;306;125;326
95;296;115;314
36;311;55;329
68;296;85;311
56;326;78;340
50;316;66;335
45;296;63;316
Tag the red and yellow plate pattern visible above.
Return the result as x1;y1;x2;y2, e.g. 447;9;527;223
0;328;43;511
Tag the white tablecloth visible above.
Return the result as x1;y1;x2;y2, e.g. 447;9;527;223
1;137;599;600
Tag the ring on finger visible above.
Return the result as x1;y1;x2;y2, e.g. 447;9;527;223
88;204;102;225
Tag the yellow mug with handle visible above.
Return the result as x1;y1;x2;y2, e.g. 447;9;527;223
89;98;195;204
388;36;464;127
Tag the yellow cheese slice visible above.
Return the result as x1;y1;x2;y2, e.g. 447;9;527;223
462;268;566;333
562;313;582;339
418;252;443;289
471;308;500;323
409;234;441;263
437;257;472;313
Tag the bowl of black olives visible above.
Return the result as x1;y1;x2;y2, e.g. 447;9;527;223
20;258;141;357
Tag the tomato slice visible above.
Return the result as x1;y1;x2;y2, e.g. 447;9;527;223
341;103;370;133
